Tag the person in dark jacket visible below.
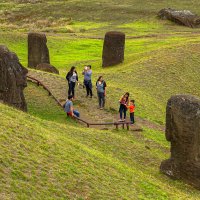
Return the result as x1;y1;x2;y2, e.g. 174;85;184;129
66;66;78;98
96;76;107;109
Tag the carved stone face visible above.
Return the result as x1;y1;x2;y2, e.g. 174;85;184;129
161;95;200;188
166;95;200;161
0;45;28;111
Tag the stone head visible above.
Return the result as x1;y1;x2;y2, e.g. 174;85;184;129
0;45;28;111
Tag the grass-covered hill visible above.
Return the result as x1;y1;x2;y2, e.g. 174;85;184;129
1;30;200;124
1;102;200;199
1;1;200;124
1;0;200;199
1;0;200;34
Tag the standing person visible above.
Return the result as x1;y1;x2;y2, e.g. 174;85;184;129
82;65;93;98
96;76;107;109
127;100;135;124
118;92;130;121
66;66;78;98
64;95;80;117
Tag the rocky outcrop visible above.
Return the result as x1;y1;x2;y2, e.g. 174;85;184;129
102;31;125;67
158;8;200;28
36;63;59;74
28;32;50;68
160;95;200;188
0;45;28;111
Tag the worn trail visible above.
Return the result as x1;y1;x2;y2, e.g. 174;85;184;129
27;69;164;131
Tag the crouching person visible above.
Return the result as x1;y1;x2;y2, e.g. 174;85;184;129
64;95;80;118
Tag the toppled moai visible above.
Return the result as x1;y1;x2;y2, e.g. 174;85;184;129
28;32;50;68
160;95;200;188
158;8;200;28
102;31;125;67
0;45;28;111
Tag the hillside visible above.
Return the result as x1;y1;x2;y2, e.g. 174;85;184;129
1;0;200;34
1;32;200;124
1;103;200;199
0;1;200;124
1;0;200;199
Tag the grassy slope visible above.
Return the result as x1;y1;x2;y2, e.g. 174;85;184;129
1;32;200;124
0;1;200;125
0;1;200;198
105;39;200;124
1;103;200;199
1;0;200;34
24;82;77;124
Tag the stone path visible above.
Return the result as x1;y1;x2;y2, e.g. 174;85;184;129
27;69;164;131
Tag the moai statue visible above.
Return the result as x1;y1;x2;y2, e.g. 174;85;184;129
160;95;200;188
0;45;28;111
28;32;50;68
158;8;200;28
102;31;125;67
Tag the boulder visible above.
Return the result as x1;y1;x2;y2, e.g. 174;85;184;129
158;8;200;28
0;45;28;111
36;63;59;74
28;32;50;68
102;31;125;67
160;95;200;188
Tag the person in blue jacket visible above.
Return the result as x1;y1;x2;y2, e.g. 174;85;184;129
82;65;93;98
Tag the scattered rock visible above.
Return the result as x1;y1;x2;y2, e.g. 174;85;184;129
160;95;200;188
131;128;143;132
109;107;117;112
145;145;150;150
100;128;109;130
158;8;200;28
15;0;42;4
36;63;59;74
102;31;125;67
0;45;28;111
28;32;50;68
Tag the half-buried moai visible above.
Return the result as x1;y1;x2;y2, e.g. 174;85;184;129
160;95;200;188
0;45;28;111
102;31;125;67
28;32;50;68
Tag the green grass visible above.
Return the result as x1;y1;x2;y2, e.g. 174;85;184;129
1;103;200;199
1;1;200;198
24;81;77;125
1;32;200;124
104;39;200;124
1;0;200;35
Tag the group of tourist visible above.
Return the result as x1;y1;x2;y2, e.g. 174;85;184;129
64;66;135;124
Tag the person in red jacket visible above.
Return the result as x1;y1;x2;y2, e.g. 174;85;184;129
127;100;135;124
